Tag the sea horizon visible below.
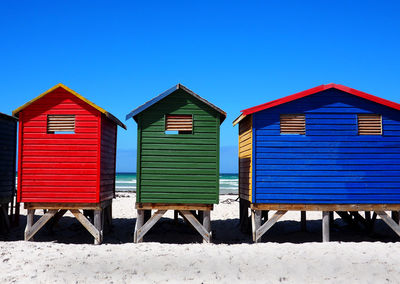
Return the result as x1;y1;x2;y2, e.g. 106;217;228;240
115;172;238;195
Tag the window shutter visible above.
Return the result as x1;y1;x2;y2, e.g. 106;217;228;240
47;115;75;133
280;114;305;134
165;115;193;132
358;114;382;135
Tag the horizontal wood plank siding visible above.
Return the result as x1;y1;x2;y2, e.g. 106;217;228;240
100;116;117;202
0;117;17;202
137;89;220;204
238;115;252;201
19;88;99;203
253;88;400;204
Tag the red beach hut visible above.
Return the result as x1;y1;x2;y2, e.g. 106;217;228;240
13;83;126;244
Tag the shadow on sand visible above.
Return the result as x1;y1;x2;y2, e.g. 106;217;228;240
1;213;399;244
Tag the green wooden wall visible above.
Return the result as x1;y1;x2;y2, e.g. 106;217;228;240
136;89;220;204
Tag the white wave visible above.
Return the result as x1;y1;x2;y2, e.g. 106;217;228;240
116;186;136;189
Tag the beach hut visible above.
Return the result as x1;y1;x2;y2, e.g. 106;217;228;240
233;83;400;242
0;113;18;232
13;83;126;244
126;84;226;243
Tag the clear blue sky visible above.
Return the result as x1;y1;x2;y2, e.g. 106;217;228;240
1;1;399;173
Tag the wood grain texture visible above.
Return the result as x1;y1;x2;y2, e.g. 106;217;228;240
239;115;252;201
0;116;17;203
17;87;117;204
358;114;382;135
136;89;221;204
250;203;400;211
252;89;400;204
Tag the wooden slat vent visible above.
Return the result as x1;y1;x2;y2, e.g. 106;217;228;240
280;114;305;135
47;115;75;133
165;115;193;132
358;114;382;135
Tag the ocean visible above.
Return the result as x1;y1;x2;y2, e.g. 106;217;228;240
116;173;238;195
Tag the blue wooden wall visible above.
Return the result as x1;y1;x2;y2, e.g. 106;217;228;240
252;89;400;204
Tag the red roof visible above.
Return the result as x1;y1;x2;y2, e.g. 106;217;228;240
241;83;400;115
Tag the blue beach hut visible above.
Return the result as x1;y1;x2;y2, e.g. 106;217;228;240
233;84;400;242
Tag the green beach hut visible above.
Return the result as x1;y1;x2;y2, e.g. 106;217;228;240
126;84;226;243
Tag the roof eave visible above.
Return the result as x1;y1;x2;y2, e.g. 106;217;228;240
126;84;227;124
12;83;126;129
239;83;400;116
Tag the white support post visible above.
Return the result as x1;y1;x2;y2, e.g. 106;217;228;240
134;209;145;243
24;209;35;241
322;211;330;242
202;210;211;243
94;209;103;245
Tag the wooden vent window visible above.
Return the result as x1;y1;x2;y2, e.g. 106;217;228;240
358;114;382;135
165;115;193;134
47;115;75;134
280;114;305;134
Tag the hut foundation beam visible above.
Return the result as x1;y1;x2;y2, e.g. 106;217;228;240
24;209;57;241
135;210;166;243
181;210;211;243
70;209;102;244
376;211;400;237
254;210;287;243
322;211;330;242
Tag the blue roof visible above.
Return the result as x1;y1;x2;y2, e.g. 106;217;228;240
126;84;226;123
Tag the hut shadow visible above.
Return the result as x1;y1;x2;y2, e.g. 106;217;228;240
240;218;400;244
2;215;400;244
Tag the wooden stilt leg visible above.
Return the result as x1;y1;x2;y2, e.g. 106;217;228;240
70;209;101;244
251;210;261;243
25;209;57;241
173;210;179;224
322;211;330;242
134;209;145;243
136;210;166;243
255;210;287;242
376;211;400;237
25;209;35;241
202;210;211;243
94;209;103;245
180;210;211;243
301;211;306;232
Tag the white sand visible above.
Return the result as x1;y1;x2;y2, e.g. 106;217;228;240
1;193;400;283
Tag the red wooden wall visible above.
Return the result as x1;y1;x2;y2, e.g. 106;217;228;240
17;87;116;204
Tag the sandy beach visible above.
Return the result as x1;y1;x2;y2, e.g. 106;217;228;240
1;193;400;283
